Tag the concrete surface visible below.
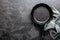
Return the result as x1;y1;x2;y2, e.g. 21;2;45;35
0;0;60;40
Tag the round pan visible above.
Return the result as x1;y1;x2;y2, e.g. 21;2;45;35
31;3;53;25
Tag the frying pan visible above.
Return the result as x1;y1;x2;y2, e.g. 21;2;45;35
31;3;53;25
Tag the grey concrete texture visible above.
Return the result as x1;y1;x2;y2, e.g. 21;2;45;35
0;0;60;40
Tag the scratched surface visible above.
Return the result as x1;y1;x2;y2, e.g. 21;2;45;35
0;0;60;40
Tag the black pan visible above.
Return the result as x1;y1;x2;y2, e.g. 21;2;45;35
31;3;53;25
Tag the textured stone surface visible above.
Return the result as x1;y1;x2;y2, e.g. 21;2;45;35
0;0;60;40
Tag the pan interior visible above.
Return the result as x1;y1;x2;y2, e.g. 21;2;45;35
33;7;50;23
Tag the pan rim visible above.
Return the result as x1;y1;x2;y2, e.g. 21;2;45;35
31;3;53;25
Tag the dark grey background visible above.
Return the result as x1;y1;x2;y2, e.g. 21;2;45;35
0;0;60;40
